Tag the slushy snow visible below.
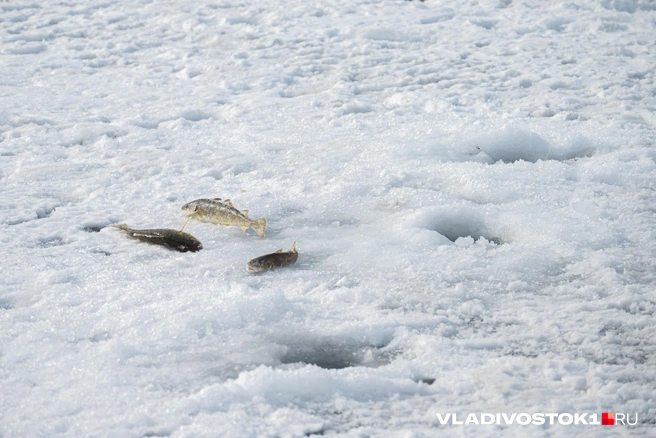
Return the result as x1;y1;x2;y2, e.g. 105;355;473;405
1;0;655;436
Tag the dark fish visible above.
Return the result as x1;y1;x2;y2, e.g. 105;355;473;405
247;241;298;272
112;224;202;252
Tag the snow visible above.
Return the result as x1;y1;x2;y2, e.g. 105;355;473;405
1;0;655;436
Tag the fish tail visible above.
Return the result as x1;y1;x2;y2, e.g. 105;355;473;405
111;223;130;232
251;218;266;238
291;241;297;252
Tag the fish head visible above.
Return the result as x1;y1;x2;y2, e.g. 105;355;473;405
181;200;200;216
246;258;270;272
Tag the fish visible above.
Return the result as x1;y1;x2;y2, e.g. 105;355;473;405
111;224;203;252
180;198;266;238
247;241;298;272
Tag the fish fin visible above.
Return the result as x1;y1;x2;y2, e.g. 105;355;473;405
290;241;297;252
223;199;233;207
240;226;248;231
212;197;222;201
275;249;283;253
179;218;191;232
241;210;249;217
251;218;266;238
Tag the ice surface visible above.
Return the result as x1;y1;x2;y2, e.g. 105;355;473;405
1;0;655;436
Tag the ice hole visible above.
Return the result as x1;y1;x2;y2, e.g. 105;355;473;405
279;340;391;370
471;128;595;164
423;209;503;244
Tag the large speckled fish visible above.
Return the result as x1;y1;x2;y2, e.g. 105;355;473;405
112;224;202;252
247;241;298;272
180;198;266;238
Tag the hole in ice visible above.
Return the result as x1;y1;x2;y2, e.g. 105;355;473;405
180;109;211;122
38;236;66;247
469;128;595;163
476;130;550;163
423;208;503;244
304;427;328;437
471;19;498;30
0;298;14;310
280;339;392;370
89;332;111;342
82;224;106;232
280;344;359;369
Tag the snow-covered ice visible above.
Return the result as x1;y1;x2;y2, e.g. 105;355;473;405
1;0;655;436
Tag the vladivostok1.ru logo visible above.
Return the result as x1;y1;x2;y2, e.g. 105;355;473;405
435;412;638;426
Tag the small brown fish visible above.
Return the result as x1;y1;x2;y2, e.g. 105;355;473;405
181;198;266;238
247;241;298;272
112;224;203;252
